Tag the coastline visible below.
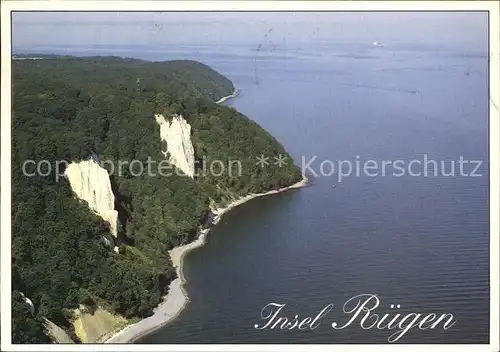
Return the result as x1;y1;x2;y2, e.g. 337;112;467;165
104;175;308;344
215;89;240;104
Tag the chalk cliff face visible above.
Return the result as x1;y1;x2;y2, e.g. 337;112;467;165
155;114;195;178
19;292;35;315
65;160;118;237
43;318;75;344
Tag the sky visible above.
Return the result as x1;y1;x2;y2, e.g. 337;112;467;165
12;12;488;52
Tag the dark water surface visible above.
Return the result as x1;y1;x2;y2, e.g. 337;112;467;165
35;41;489;343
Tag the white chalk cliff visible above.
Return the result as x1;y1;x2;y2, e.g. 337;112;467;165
154;114;195;178
19;292;35;315
65;160;119;237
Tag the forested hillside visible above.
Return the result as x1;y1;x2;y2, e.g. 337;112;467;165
12;56;302;343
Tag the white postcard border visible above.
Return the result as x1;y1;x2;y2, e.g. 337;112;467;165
1;1;498;351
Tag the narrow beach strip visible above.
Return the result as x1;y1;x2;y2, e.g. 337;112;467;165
105;175;308;343
215;89;240;104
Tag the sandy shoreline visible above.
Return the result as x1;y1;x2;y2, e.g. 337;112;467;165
215;89;240;104
105;175;308;343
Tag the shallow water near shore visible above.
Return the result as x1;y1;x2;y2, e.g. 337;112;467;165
36;39;490;343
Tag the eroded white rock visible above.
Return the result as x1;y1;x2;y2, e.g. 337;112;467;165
65;159;118;237
154;114;195;178
19;292;35;315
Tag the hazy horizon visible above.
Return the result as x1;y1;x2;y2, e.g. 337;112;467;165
12;12;488;54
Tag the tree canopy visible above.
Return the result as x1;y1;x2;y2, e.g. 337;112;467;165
12;56;302;343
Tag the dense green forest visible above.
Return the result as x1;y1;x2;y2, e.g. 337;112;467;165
12;56;302;343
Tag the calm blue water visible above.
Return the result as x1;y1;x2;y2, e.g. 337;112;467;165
33;41;489;343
